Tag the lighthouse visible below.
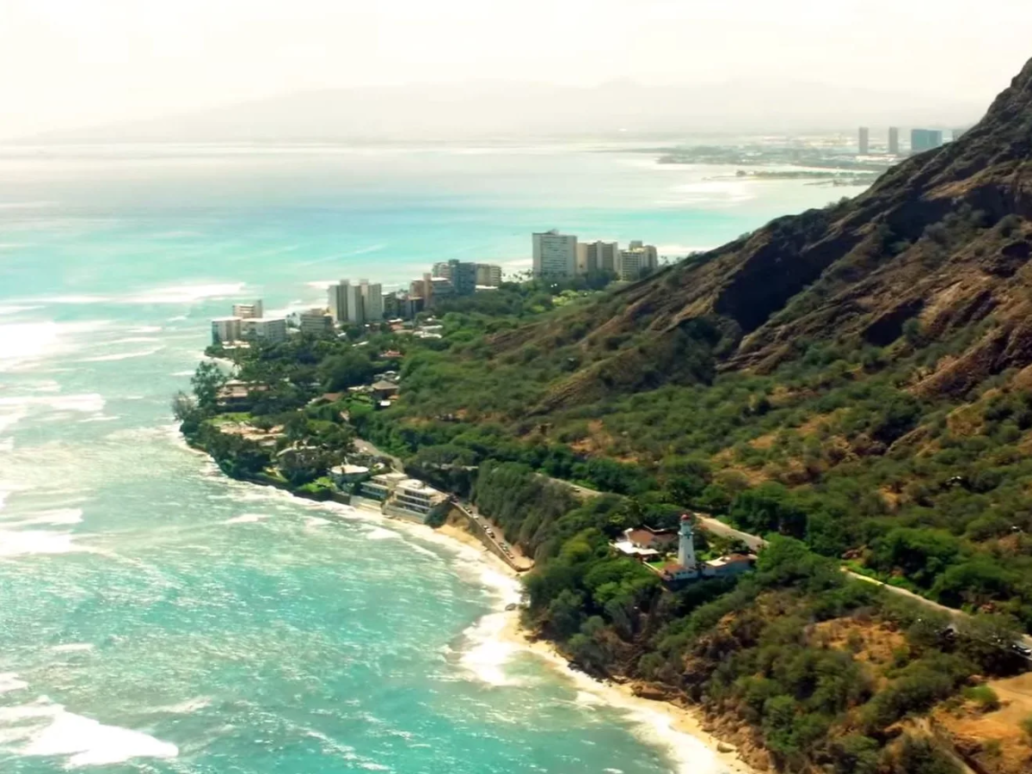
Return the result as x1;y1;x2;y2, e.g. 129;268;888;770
678;513;697;571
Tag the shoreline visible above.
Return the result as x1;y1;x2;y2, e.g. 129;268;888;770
188;439;759;774
432;517;759;774
495;612;759;774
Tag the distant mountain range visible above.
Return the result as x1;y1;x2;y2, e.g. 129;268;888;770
19;80;983;143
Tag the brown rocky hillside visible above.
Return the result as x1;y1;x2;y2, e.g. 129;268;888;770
495;57;1032;409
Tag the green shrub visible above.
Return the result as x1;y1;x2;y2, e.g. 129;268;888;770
962;685;1001;712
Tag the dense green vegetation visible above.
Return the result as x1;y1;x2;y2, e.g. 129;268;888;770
342;284;1032;631
469;462;1022;774
177;255;1032;773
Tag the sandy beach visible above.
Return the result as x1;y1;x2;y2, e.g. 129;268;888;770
431;520;760;774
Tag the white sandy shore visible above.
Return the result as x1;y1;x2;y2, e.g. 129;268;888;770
433;521;759;774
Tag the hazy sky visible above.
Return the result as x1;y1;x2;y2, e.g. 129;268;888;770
2;0;1031;137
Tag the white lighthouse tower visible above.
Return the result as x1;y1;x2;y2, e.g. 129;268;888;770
678;513;697;571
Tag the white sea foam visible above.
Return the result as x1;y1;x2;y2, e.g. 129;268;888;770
0;305;43;316
508;633;725;774
0;529;79;557
3;508;84;527
576;691;606;708
620;703;725;774
27;295;111;305
0;697;179;767
151;230;200;239
151;697;211;715
21;379;62;393
365;527;402;541
0;394;106;434
264;300;320;319
105;336;162;345
223;513;268;525
0;201;55;210
0;405;27;436
123;282;247;305
127;326;163;334
0;674;27;695
79;347;165;363
458;612;522;687
0;320;112;373
49;643;94;653
52;394;106;413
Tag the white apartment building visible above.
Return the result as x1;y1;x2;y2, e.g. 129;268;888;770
360;280;384;322
476;263;503;287
390;479;448;520
232;300;264;320
247;317;288;345
532;230;578;278
298;309;333;335
576;241;619;275
211;316;243;345
616;241;659;281
327;280;351;324
342;283;364;325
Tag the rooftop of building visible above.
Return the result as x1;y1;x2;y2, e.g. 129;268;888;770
211;316;244;322
331;464;370;476
371;472;408;483
395;479;448;501
611;540;660;558
625;528;678;547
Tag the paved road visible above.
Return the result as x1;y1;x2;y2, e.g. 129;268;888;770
544;475;1032;653
452;501;532;572
846;570;1032;651
536;473;601;501
695;515;769;552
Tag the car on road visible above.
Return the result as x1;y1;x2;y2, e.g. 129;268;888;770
1011;642;1032;658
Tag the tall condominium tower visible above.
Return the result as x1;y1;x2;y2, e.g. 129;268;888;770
532;230;578;278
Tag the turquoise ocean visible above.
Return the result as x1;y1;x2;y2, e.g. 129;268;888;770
0;143;867;774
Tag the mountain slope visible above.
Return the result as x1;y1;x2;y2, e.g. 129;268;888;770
486;58;1032;412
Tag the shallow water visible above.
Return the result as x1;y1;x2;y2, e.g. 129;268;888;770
0;142;865;773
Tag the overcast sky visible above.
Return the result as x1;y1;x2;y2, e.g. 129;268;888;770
2;0;1031;137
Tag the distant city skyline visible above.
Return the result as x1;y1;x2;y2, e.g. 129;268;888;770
1;0;1031;139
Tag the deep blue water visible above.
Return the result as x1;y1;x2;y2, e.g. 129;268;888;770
0;142;866;773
